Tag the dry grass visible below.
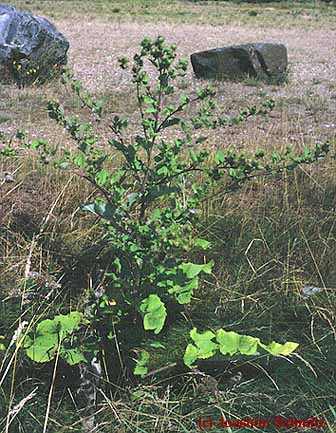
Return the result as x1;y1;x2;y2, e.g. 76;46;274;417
1;2;336;432
5;0;336;28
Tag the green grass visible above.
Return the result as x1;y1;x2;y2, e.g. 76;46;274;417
4;0;336;28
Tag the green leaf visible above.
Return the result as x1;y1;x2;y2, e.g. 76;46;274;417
180;121;190;134
216;329;241;356
82;201;116;220
180;94;189;105
215;150;225;164
24;313;84;364
109;139;129;154
189;328;217;359
61;347;87;365
54;312;83;334
140;295;167;334
190;150;198;163
134;350;150;376
190;328;215;343
130;390;147;401
194;238;211;250
157;166;170;176
260;341;299;356
143;96;156;105
30;139;47;151
216;329;260;356
34;319;58;335
167;277;198;304
147;185;178;200
237;335;260;355
24;334;59;363
160;118;180;129
183;343;199;368
150;208;162;219
184;327;299;369
179;260;214;279
95;169;109;186
74;154;86;168
145;107;157;114
195;136;208;145
149;342;166;349
0;336;6;351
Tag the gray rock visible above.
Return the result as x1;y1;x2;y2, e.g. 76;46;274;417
190;43;288;82
0;3;69;86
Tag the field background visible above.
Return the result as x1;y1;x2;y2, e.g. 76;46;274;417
1;1;336;432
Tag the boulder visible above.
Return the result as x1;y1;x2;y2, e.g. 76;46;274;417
190;43;288;81
0;4;69;86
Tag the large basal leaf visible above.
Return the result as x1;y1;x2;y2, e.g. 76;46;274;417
34;318;58;335
216;329;298;357
216;329;241;356
140;294;167;334
238;335;260;355
179;260;214;279
53;312;83;334
216;329;260;356
260;341;299;356
188;328;218;362
184;327;299;369
24;334;59;363
24;312;84;364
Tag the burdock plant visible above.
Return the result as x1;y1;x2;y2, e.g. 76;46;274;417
2;36;331;378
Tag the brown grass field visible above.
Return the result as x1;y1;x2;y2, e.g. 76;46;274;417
1;1;336;149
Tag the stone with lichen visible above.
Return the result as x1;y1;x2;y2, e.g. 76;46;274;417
0;4;69;86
